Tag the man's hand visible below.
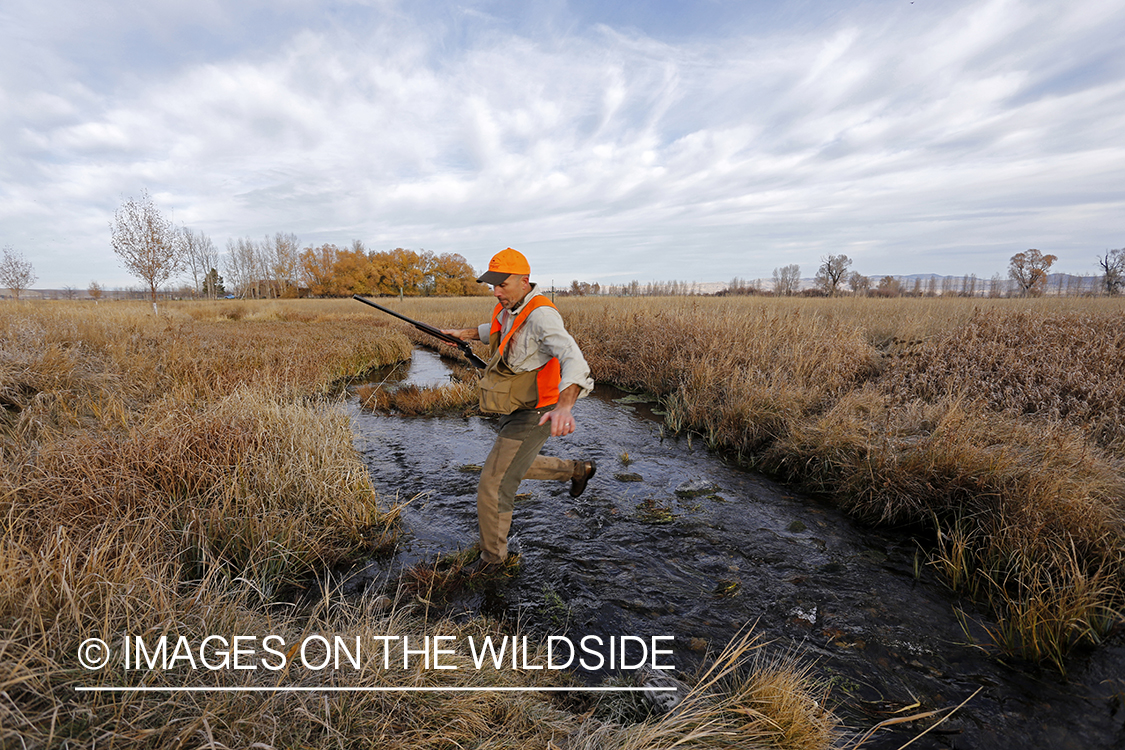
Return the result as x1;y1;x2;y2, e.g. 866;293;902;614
440;328;480;342
538;384;582;437
539;404;577;436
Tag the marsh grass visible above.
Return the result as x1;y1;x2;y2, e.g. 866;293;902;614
568;627;836;750
358;380;479;415
882;307;1125;451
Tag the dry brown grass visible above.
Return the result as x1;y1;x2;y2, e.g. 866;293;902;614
2;299;837;749
357;377;479;416
568;628;835;750
882;307;1125;450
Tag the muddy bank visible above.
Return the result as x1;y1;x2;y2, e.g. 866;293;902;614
341;349;1125;750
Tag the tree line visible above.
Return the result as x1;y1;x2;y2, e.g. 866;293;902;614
104;191;486;303
724;249;1124;298
563;280;706;297
298;243;486;298
559;248;1123;299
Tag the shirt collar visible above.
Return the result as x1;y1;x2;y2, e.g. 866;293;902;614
509;283;540;315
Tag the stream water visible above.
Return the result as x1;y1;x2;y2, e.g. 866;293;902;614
340;349;1125;749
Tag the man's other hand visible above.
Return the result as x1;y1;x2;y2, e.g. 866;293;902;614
539;405;576;437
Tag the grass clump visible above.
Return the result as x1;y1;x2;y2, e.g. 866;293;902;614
357;380;479;416
570;628;836;750
882;307;1125;451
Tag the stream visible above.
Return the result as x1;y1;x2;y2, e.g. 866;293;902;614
340;349;1125;749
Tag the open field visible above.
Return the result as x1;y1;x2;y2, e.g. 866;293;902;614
1;299;836;749
378;294;1125;672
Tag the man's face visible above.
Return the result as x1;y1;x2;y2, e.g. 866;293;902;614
493;274;530;309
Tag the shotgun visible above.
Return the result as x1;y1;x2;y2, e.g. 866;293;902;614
352;294;487;369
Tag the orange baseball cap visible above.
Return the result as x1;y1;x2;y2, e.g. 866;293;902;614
476;247;531;285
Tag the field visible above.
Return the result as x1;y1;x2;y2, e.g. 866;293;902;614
0;299;837;750
3;294;1123;747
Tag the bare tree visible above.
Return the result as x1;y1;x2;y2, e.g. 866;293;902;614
180;226;219;298
0;246;37;300
1098;248;1124;296
224;237;262;298
988;273;1003;298
110;190;184;311
772;264;801;296
962;274;978;298
847;271;870;296
814;255;851;296
265;232;301;297
1008;249;1057;297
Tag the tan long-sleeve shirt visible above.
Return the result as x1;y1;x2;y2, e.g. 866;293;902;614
477;286;594;399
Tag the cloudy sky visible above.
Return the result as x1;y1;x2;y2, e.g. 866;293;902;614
2;0;1123;289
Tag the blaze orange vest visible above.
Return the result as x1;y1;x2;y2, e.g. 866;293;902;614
478;295;561;413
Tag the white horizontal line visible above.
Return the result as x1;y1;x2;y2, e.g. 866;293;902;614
75;686;675;693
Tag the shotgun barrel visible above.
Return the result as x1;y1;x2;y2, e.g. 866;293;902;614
352;294;487;369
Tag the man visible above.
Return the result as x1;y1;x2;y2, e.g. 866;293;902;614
442;248;597;573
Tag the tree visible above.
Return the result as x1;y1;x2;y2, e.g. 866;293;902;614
426;253;486;296
1098;248;1124;296
88;281;104;300
772;264;800;296
180;226;219;298
814;254;851;296
202;268;226;298
266;232;301;297
847;271;870;296
962;274;978;297
0;246;37;300
875;275;902;297
335;244;380;295
224;237;261;298
299;243;340;296
1008;249;1057;297
111;190;184;310
380;248;426;295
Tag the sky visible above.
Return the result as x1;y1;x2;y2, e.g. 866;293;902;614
2;0;1123;289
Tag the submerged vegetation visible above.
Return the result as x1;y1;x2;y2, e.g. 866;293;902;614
1;299;838;748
